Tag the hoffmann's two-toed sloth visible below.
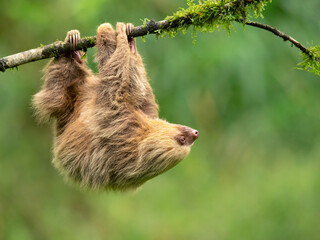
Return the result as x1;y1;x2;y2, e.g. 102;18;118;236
33;23;198;191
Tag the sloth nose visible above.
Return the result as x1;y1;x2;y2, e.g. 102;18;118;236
192;129;199;141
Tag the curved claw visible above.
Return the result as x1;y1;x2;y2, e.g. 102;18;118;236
126;23;134;37
65;30;81;51
75;33;78;49
126;23;136;54
65;30;82;63
72;34;75;50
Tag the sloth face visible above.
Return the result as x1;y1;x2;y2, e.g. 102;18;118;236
174;125;199;146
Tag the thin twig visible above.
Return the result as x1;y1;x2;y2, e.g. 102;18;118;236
244;20;317;60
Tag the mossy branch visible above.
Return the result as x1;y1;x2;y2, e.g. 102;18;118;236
0;0;319;76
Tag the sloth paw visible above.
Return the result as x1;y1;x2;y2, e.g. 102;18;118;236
65;30;82;63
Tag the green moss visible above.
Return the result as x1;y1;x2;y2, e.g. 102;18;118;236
10;66;19;72
157;0;272;38
49;48;62;59
81;52;87;60
88;38;96;45
143;18;150;27
297;46;320;76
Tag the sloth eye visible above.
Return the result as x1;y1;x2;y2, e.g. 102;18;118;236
179;136;186;144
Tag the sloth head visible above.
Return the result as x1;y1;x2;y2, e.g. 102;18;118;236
134;119;198;182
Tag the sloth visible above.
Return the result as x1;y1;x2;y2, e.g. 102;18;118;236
33;23;199;191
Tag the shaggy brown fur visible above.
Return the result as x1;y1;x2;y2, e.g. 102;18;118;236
33;23;199;191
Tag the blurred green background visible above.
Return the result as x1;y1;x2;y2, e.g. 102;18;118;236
1;0;320;239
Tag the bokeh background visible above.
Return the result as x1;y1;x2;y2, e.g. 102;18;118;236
1;0;320;239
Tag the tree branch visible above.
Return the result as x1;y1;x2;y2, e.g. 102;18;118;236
0;20;170;72
244;20;318;61
0;0;272;72
2;0;318;75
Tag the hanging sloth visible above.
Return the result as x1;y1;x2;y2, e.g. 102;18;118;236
33;23;199;191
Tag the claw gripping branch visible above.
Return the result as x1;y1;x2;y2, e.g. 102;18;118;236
0;0;319;75
0;0;270;72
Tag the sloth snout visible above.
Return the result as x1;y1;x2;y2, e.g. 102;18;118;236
192;129;199;141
